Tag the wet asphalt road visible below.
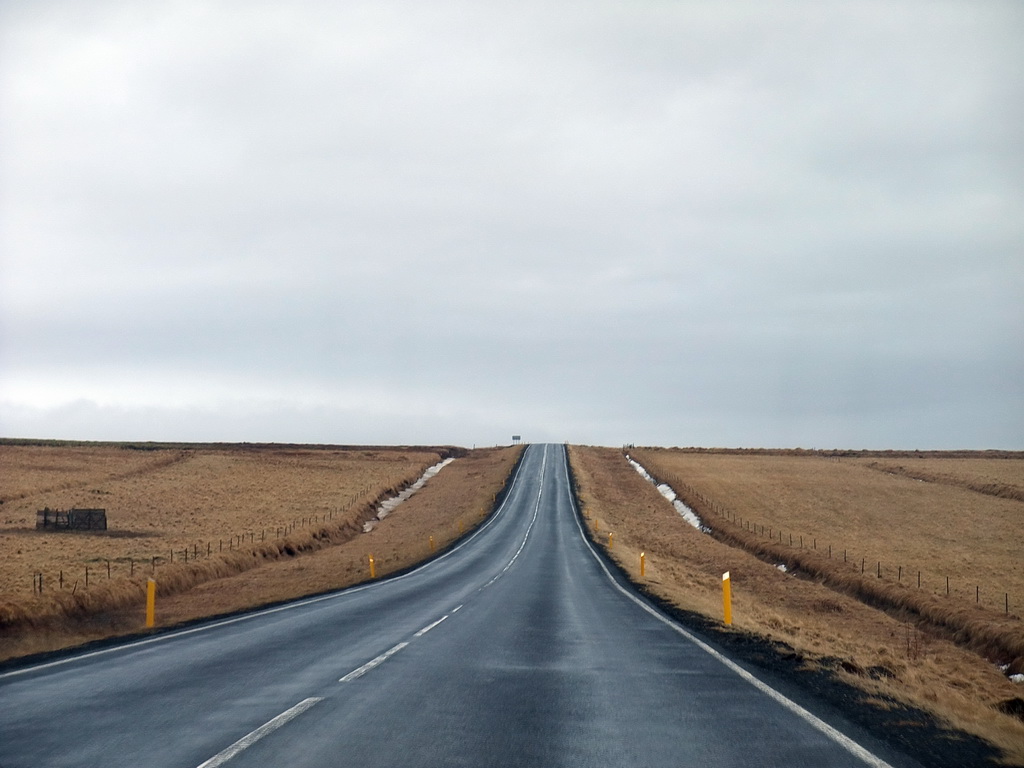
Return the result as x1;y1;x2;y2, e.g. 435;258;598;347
0;444;915;767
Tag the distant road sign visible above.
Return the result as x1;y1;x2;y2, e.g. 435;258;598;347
512;435;521;444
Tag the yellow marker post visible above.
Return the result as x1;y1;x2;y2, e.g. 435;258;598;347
458;520;464;535
146;578;156;628
640;552;646;577
429;535;435;552
722;571;732;626
368;555;376;579
608;532;614;549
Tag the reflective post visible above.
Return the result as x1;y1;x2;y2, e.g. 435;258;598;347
722;571;732;626
146;578;156;628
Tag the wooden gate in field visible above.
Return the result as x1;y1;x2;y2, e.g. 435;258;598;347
36;507;107;531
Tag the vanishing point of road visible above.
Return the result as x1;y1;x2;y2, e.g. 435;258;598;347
0;444;919;767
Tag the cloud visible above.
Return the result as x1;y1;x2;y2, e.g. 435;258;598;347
1;0;1022;447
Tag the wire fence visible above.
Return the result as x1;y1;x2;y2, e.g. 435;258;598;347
651;472;1019;619
21;487;379;597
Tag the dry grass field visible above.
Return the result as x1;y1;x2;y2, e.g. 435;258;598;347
569;446;1024;765
0;442;530;661
853;456;1024;502
628;450;1024;615
148;444;522;627
0;443;446;599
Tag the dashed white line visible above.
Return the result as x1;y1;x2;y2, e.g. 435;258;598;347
339;642;409;683
480;448;547;590
414;615;448;637
195;697;322;768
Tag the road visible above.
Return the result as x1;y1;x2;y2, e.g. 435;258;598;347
0;444;914;767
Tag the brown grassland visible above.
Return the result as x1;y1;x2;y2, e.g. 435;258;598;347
629;449;1024;652
852;456;1024;503
570;446;1024;765
0;442;522;661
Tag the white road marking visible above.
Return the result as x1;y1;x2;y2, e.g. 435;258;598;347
414;615;448;637
340;642;409;683
195;697;322;768
452;604;464;613
561;448;895;768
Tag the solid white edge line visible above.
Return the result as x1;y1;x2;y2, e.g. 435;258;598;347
559;447;895;768
1;446;537;682
339;642;410;683
195;697;322;768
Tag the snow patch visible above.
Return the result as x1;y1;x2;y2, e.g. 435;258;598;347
362;457;455;533
776;564;788;573
626;456;710;533
1011;674;1024;684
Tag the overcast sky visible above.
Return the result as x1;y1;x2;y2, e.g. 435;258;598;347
1;1;1021;449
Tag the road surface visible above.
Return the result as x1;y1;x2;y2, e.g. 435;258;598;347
0;444;914;767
